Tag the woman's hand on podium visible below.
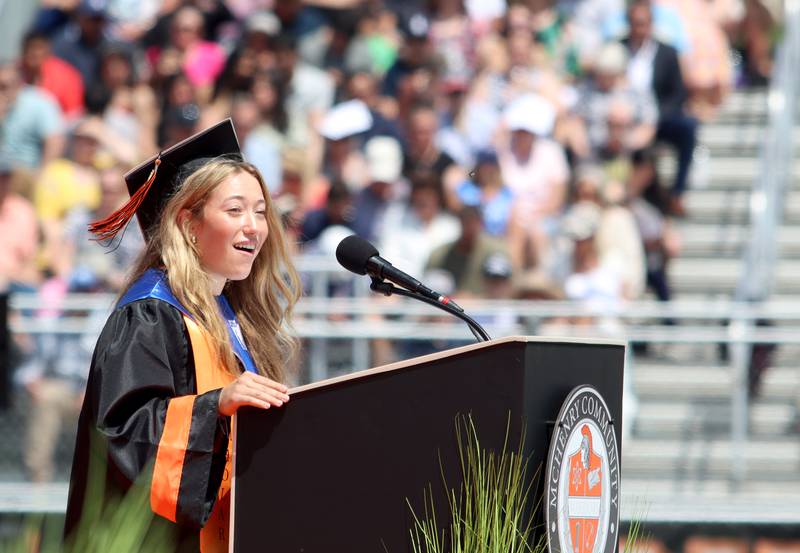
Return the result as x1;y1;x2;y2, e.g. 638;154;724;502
218;372;291;416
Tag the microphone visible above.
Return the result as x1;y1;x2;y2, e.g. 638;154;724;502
335;235;461;311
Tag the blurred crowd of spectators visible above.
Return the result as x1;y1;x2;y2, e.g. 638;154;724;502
0;0;779;481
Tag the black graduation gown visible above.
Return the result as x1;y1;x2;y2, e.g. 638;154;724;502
64;299;229;551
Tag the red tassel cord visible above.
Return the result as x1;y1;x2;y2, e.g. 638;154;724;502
89;157;162;242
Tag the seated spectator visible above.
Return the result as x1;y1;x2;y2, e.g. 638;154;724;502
344;71;404;144
632;195;679;299
594;178;647;300
300;180;354;245
272;33;335;149
382;16;434;99
428;0;476;88
19;30;85;119
435;80;474;169
513;269;565;301
623;0;698;217
60;160;143;292
472;252;519;336
50;0;123;86
403;103;461;196
147;5;226;106
343;6;402;77
232;95;283;197
503;16;574;116
736;0;777;86
33;121;103;276
378;171;460;278
498;94;570;272
662;0;734;119
308;99;373;206
157;68;207;148
86;45;159;157
0;156;40;292
455;150;515;237
203;11;279;122
595;100;644;186
481;252;515;301
426;205;510;297
602;0;691;54
570;42;658;159
561;202;625;327
567;0;628;70
351;136;406;242
0;61;64;175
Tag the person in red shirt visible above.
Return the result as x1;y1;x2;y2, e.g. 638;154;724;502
19;30;85;119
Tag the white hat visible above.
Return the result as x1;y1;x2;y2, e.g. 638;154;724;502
245;11;281;36
319;100;373;141
593;42;629;75
365;136;403;183
503;93;556;137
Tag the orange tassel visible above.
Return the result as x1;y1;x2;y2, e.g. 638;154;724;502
89;157;162;242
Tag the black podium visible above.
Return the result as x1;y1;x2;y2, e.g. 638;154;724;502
231;336;625;552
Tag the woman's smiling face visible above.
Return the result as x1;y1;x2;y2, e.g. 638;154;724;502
192;170;268;294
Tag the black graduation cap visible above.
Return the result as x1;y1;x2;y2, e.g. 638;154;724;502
90;119;241;241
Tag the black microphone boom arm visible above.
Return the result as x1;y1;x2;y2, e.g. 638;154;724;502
369;278;491;343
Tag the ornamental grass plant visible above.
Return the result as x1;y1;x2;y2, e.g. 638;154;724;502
408;414;545;553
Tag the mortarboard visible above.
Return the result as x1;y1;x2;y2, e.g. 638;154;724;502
90;119;241;241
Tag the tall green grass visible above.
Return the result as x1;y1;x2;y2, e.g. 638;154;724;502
1;434;175;553
407;414;546;553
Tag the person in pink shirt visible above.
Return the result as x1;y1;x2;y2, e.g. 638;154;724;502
0;158;40;292
148;5;225;105
498;94;570;273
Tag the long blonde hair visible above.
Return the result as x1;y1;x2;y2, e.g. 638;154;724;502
124;157;302;382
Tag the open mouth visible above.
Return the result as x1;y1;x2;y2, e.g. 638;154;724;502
233;242;257;254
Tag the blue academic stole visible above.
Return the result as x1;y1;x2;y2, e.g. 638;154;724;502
119;268;258;374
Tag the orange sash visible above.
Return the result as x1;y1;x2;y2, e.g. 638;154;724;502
184;315;236;553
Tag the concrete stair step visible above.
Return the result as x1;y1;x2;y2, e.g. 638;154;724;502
633;364;733;398
659;157;800;189
676;223;749;257
696;126;800;157
681;190;800;225
633;364;799;400
632;401;795;438
620;479;800;523
668;258;800;293
622;438;800;478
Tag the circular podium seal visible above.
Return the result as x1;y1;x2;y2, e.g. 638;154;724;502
545;385;620;553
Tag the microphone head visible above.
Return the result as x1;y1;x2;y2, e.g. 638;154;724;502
335;234;379;276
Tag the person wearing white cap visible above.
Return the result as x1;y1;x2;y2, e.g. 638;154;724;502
570;42;658;158
497;93;570;273
351;136;407;242
317;99;373;193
